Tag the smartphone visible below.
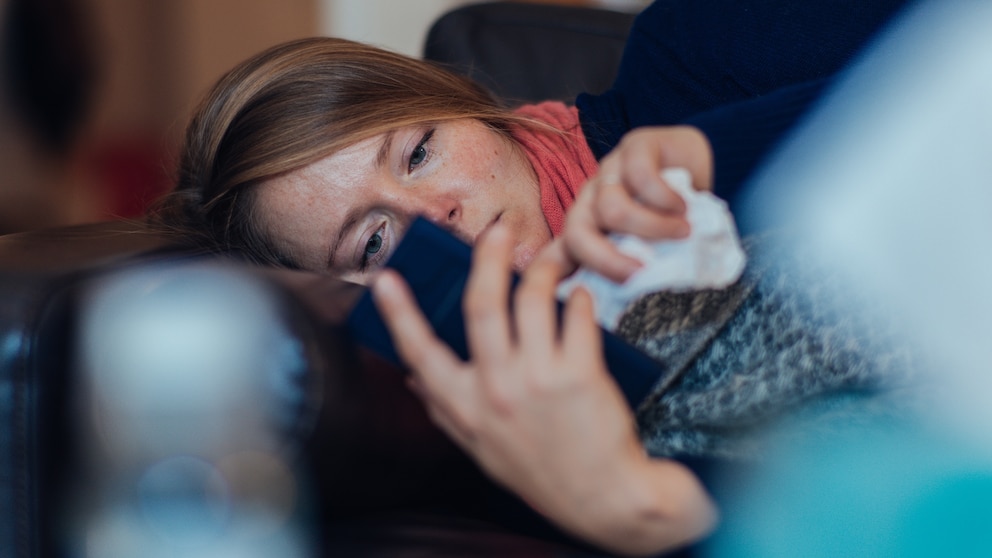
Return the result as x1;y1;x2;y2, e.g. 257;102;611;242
346;217;660;408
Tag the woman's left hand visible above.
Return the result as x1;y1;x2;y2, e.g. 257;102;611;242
371;224;716;555
560;125;714;283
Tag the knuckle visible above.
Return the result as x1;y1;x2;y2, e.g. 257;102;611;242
561;232;589;264
483;380;520;418
525;363;589;399
562;230;585;257
513;285;543;314
627;161;655;184
524;370;558;397
596;197;628;228
616;131;636;149
462;289;498;320
563;207;589;234
395;337;434;369
452;408;480;437
600;149;622;167
618;128;650;151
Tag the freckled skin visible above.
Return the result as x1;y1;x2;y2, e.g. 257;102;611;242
256;119;550;284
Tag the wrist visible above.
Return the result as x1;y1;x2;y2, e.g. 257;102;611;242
580;451;718;556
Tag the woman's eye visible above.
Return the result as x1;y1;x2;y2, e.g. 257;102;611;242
410;145;427;167
359;226;387;271
365;231;383;256
407;129;434;172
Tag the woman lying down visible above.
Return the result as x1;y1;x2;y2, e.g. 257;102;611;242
155;6;923;552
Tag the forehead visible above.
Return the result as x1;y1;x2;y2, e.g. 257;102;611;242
297;133;384;184
254;132;386;269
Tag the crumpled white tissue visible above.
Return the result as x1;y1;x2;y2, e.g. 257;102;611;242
557;168;746;329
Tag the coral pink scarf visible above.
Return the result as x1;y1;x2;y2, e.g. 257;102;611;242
511;102;599;236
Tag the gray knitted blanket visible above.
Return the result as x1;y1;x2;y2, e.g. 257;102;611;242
615;234;927;459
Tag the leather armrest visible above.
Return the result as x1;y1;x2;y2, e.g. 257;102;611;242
423;1;635;103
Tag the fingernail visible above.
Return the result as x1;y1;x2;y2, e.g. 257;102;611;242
622;258;643;278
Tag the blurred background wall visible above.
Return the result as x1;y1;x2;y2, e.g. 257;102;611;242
0;0;647;234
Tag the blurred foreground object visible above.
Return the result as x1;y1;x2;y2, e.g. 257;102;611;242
711;0;992;555
70;262;322;557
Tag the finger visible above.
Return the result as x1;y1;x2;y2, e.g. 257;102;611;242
616;148;687;214
372;270;471;399
596;179;690;240
659;125;714;193
563;182;643;282
563;227;642;284
463;223;515;365
514;248;564;358
563;209;643;283
599;147;684;213
560;286;605;374
609;128;688;212
595;151;689;239
528;238;577;278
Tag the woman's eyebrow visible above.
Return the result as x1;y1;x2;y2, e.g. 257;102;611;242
375;129;396;169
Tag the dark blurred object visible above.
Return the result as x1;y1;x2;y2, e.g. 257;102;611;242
72;261;327;555
0;221;173;557
424;1;635;103
2;0;96;154
0;0;99;234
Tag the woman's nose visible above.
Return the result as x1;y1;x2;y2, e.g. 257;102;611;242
413;195;461;227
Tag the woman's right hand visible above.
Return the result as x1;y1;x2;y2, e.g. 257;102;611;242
371;224;716;556
559;125;714;283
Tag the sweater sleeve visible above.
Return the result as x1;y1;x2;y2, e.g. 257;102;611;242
577;0;911;210
682;78;829;232
578;0;909;157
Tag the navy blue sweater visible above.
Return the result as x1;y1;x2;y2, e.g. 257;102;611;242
576;0;912;230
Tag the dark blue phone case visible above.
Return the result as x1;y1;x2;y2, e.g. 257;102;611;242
346;217;660;408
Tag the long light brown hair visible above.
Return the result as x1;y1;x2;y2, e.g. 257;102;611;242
154;37;537;267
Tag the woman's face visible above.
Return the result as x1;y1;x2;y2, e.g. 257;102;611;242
255;119;550;284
